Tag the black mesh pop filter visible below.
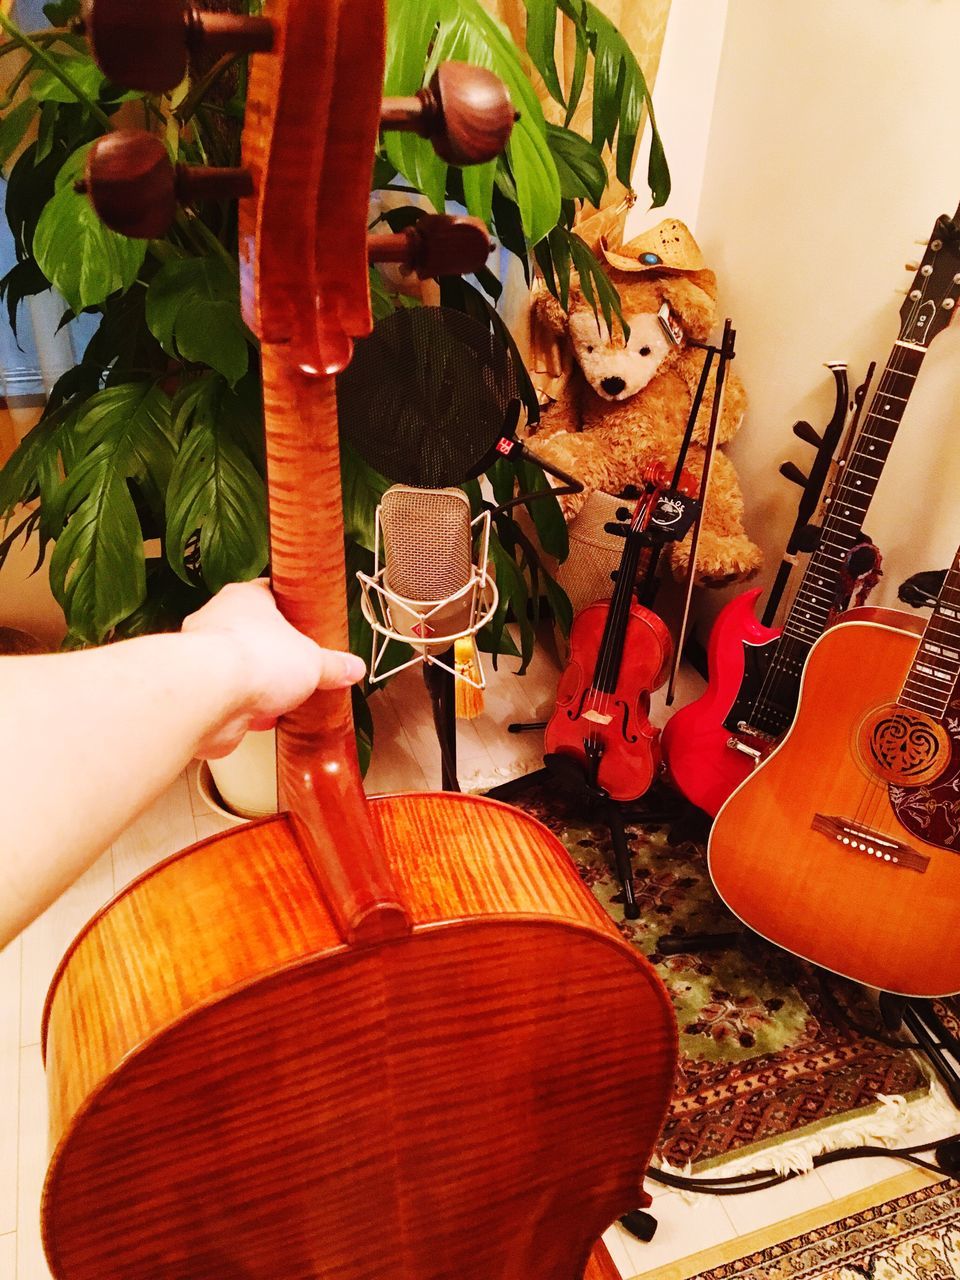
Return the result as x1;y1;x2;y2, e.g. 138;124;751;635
336;306;526;487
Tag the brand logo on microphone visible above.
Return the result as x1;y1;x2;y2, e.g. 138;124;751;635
411;622;435;639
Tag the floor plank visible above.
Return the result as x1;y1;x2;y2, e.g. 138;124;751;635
0;940;20;1236
17;1046;51;1280
19;851;113;1049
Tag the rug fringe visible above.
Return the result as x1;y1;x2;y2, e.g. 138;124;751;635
656;1059;960;1199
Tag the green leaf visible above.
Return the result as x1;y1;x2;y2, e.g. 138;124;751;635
341;440;391;553
165;376;268;594
546;123;606;205
145;257;249;387
35;101;57;165
43;0;81;25
506;115;560;247
516;456;568;561
461;158;495;227
34;145;146;313
30;54;107;104
485;528;529;669
543;569;573;637
0;100;38;175
48;383;175;642
565;228;627;339
522;0;564;105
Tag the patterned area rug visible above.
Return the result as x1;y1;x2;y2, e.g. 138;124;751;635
687;1178;960;1280
505;780;935;1171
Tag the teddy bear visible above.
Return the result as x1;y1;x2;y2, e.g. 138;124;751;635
525;219;761;587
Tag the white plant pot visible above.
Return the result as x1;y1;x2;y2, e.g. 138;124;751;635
205;729;279;819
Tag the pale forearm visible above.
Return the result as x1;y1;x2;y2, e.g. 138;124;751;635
0;632;246;944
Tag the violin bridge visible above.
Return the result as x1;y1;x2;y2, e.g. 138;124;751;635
583;709;614;726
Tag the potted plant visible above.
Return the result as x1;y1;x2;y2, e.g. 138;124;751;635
0;0;669;776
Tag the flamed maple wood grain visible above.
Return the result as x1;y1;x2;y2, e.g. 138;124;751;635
43;793;675;1279
47;0;678;1274
709;618;960;996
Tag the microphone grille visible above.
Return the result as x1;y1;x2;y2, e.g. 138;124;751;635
380;486;473;602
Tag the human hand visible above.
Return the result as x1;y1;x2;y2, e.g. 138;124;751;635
182;580;367;758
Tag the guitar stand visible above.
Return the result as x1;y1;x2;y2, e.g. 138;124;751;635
487;757;684;919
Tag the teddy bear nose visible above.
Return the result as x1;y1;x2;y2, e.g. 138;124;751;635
601;376;626;395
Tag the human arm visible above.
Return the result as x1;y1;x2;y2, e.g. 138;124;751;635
0;580;366;946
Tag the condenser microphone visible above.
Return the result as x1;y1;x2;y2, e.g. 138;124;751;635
379;485;475;650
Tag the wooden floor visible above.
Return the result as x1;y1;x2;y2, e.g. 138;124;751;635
3;637;957;1279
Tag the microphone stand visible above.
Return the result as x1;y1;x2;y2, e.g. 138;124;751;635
422;449;584;794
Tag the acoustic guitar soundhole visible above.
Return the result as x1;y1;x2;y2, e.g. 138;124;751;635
857;703;950;786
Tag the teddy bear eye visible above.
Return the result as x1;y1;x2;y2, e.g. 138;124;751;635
586;345;595;353
639;346;651;356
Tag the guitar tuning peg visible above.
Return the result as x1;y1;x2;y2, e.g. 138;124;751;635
792;419;822;447
76;130;253;239
905;261;921;273
367;214;493;279
381;62;517;165
779;461;808;488
77;0;274;94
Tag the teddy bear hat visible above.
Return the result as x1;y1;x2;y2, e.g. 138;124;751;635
600;218;707;276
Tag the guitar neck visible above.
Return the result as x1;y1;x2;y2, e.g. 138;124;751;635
901;542;960;717
747;342;926;736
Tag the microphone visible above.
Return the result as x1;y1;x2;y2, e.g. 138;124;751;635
379;486;475;649
356;484;498;685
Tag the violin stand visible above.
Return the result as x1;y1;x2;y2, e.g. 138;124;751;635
487;759;685;919
658;931;960;1106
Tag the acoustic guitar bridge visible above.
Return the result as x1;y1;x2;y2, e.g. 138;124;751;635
811;814;929;874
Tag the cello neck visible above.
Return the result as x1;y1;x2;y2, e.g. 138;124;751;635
263;343;410;944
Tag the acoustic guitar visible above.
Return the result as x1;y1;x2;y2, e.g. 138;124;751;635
39;2;676;1277
662;201;960;817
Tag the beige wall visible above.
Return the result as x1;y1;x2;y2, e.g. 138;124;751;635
691;0;960;623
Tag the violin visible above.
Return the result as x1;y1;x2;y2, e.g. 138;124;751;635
546;463;693;805
39;2;676;1277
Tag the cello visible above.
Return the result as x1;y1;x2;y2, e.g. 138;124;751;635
39;2;677;1277
545;463;692;804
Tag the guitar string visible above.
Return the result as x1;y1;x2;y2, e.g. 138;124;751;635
747;294;926;750
850;275;941;837
859;546;960;839
750;341;916;730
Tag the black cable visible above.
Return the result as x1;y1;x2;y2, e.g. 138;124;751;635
645;1133;960;1196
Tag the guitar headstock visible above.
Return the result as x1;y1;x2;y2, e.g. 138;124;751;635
899;201;960;349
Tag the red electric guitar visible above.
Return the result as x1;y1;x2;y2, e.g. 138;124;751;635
662;201;960;817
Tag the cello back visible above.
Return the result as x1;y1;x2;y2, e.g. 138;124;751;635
44;794;676;1278
42;1;676;1274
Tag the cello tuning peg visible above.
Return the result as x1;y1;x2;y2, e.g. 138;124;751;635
77;130;253;239
381;62;517;165
78;0;274;94
779;461;808;488
792;419;822;447
615;507;631;521
368;214;493;279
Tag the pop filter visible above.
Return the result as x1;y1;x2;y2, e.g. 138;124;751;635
336;305;580;495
